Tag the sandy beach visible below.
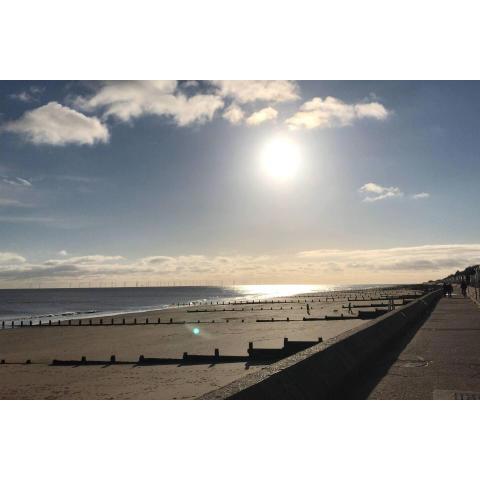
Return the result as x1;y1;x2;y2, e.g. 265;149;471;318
0;286;419;399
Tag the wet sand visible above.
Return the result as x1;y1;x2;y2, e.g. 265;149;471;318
0;286;419;399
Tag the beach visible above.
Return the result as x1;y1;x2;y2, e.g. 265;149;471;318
0;286;419;399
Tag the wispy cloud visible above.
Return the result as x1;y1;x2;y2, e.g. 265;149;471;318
1;176;32;187
359;182;403;202
2;102;109;146
286;96;390;130
412;192;430;199
9;85;45;103
0;198;30;207
0;215;65;225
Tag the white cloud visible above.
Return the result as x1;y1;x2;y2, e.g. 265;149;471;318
58;250;68;256
141;256;175;265
246;106;278;126
211;80;299;104
0;252;26;264
44;255;124;266
297;244;480;273
286;96;390;130
75;81;224;126
412;192;430;199
359;182;403;202
1;244;479;284
222;103;245;124
2;102;109;146
2;176;32;187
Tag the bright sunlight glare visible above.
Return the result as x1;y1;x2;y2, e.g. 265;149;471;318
260;137;302;182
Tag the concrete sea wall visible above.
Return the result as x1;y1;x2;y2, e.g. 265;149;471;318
466;285;480;306
199;288;442;400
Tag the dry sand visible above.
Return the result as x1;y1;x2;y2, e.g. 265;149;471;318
0;287;418;399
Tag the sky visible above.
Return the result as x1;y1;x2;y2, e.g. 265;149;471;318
0;80;480;287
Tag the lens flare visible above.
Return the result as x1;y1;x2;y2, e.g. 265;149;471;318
193;327;200;335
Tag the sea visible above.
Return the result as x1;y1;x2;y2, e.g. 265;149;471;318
0;284;390;325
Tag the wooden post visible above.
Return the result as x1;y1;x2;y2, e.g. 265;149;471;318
214;348;219;358
110;355;116;363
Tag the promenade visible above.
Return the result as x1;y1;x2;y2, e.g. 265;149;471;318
345;288;480;399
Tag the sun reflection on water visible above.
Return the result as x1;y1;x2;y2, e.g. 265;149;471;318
233;284;335;301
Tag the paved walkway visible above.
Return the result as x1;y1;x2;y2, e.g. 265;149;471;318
345;289;480;399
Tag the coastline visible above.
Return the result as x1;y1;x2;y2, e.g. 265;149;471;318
0;283;397;325
0;284;419;399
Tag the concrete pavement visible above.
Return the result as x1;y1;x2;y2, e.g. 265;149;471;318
342;288;480;399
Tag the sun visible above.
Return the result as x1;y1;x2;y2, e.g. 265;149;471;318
260;136;301;182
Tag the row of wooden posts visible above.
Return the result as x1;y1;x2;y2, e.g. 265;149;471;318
2;335;325;366
1;317;252;329
187;305;308;313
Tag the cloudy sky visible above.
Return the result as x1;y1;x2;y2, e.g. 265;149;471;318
1;80;479;287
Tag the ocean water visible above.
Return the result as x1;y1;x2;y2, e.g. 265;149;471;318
0;284;388;324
